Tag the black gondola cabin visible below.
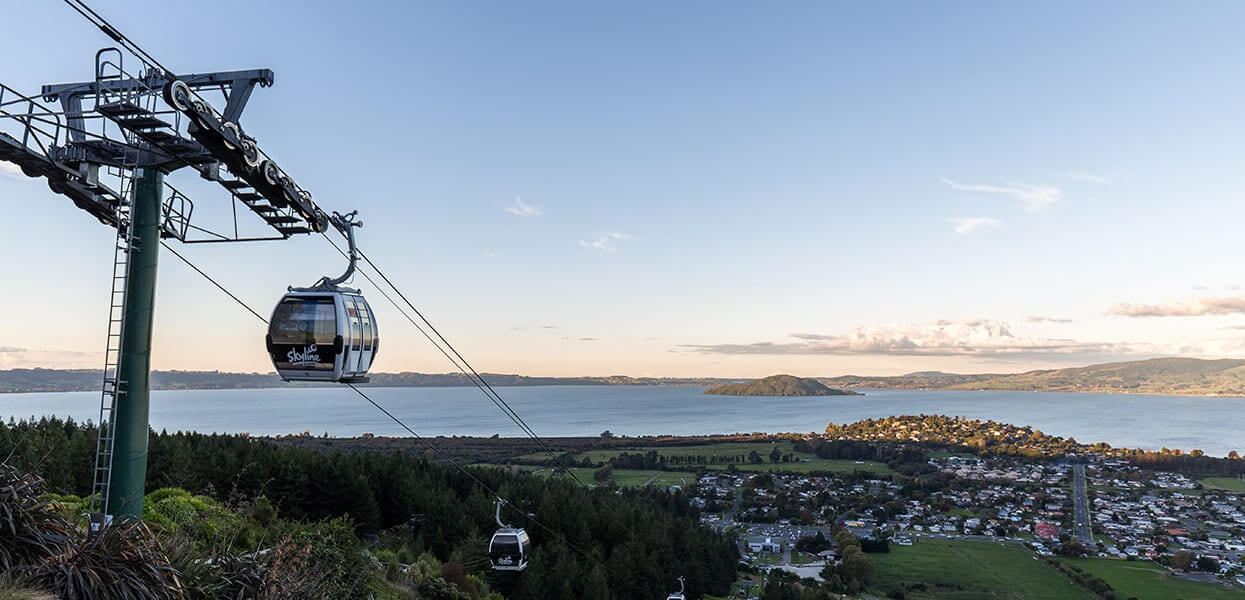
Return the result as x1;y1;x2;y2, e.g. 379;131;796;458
488;527;531;571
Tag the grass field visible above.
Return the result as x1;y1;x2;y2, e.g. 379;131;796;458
870;538;1095;600
1061;557;1245;600
470;464;697;488
1202;476;1245;493
741;458;893;474
576;441;801;462
558;441;896;475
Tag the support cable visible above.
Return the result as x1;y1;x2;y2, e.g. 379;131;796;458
161;242;267;323
63;0;175;78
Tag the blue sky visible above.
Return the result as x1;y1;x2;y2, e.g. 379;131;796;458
3;1;1245;376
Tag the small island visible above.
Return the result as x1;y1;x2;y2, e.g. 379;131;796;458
704;374;863;397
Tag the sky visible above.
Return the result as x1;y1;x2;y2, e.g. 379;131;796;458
3;1;1245;378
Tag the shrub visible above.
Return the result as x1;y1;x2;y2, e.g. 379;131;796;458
144;488;263;552
27;521;183;600
374;549;401;581
0;465;71;572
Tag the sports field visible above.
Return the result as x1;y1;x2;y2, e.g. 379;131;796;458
870;538;1095;599
1061;557;1245;600
1202;476;1245;493
555;440;896;475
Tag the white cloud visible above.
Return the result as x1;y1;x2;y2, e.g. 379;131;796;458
684;318;1161;361
504;196;543;217
0;161;23;179
1108;295;1245;318
941;177;1062;212
948;216;1001;235
579;232;633;251
1058;171;1113;185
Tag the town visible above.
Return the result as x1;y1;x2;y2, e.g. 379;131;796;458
497;415;1245;598
682;451;1245;597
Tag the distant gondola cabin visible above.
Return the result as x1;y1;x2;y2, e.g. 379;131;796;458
489;528;531;571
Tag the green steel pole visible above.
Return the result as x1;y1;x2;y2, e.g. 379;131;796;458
106;168;162;521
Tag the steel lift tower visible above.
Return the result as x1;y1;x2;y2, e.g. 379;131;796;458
0;12;331;525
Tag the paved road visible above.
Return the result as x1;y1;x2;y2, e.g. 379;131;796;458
1072;464;1094;547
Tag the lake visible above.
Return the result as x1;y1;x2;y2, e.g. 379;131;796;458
2;386;1243;457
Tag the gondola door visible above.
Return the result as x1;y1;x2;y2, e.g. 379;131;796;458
344;296;363;376
357;298;376;373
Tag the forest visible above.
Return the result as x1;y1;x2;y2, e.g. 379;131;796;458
0;417;738;599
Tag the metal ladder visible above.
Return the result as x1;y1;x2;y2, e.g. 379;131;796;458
90;189;136;516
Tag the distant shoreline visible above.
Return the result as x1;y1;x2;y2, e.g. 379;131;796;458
3;357;1244;397
5;384;1245;400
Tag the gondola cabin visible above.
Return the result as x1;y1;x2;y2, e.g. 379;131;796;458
666;576;686;600
488;527;531;571
266;290;377;382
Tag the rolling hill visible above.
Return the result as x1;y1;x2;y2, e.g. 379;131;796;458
949;357;1245;396
823;357;1245;396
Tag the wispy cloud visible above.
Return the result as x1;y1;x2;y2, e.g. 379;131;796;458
579;232;633;251
683;318;1158;361
503;196;543;217
1025;316;1073;324
1108;295;1245;317
941;177;1062;212
948;216;1001;235
0;346;98;369
1058;170;1113;185
513;324;559;333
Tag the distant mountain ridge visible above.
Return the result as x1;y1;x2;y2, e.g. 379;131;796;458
704;374;863;397
947;357;1245;396
821;357;1245;397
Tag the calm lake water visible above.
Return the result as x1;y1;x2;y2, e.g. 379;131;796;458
2;386;1242;457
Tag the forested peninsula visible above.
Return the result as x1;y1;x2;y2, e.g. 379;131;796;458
704;374;863;397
